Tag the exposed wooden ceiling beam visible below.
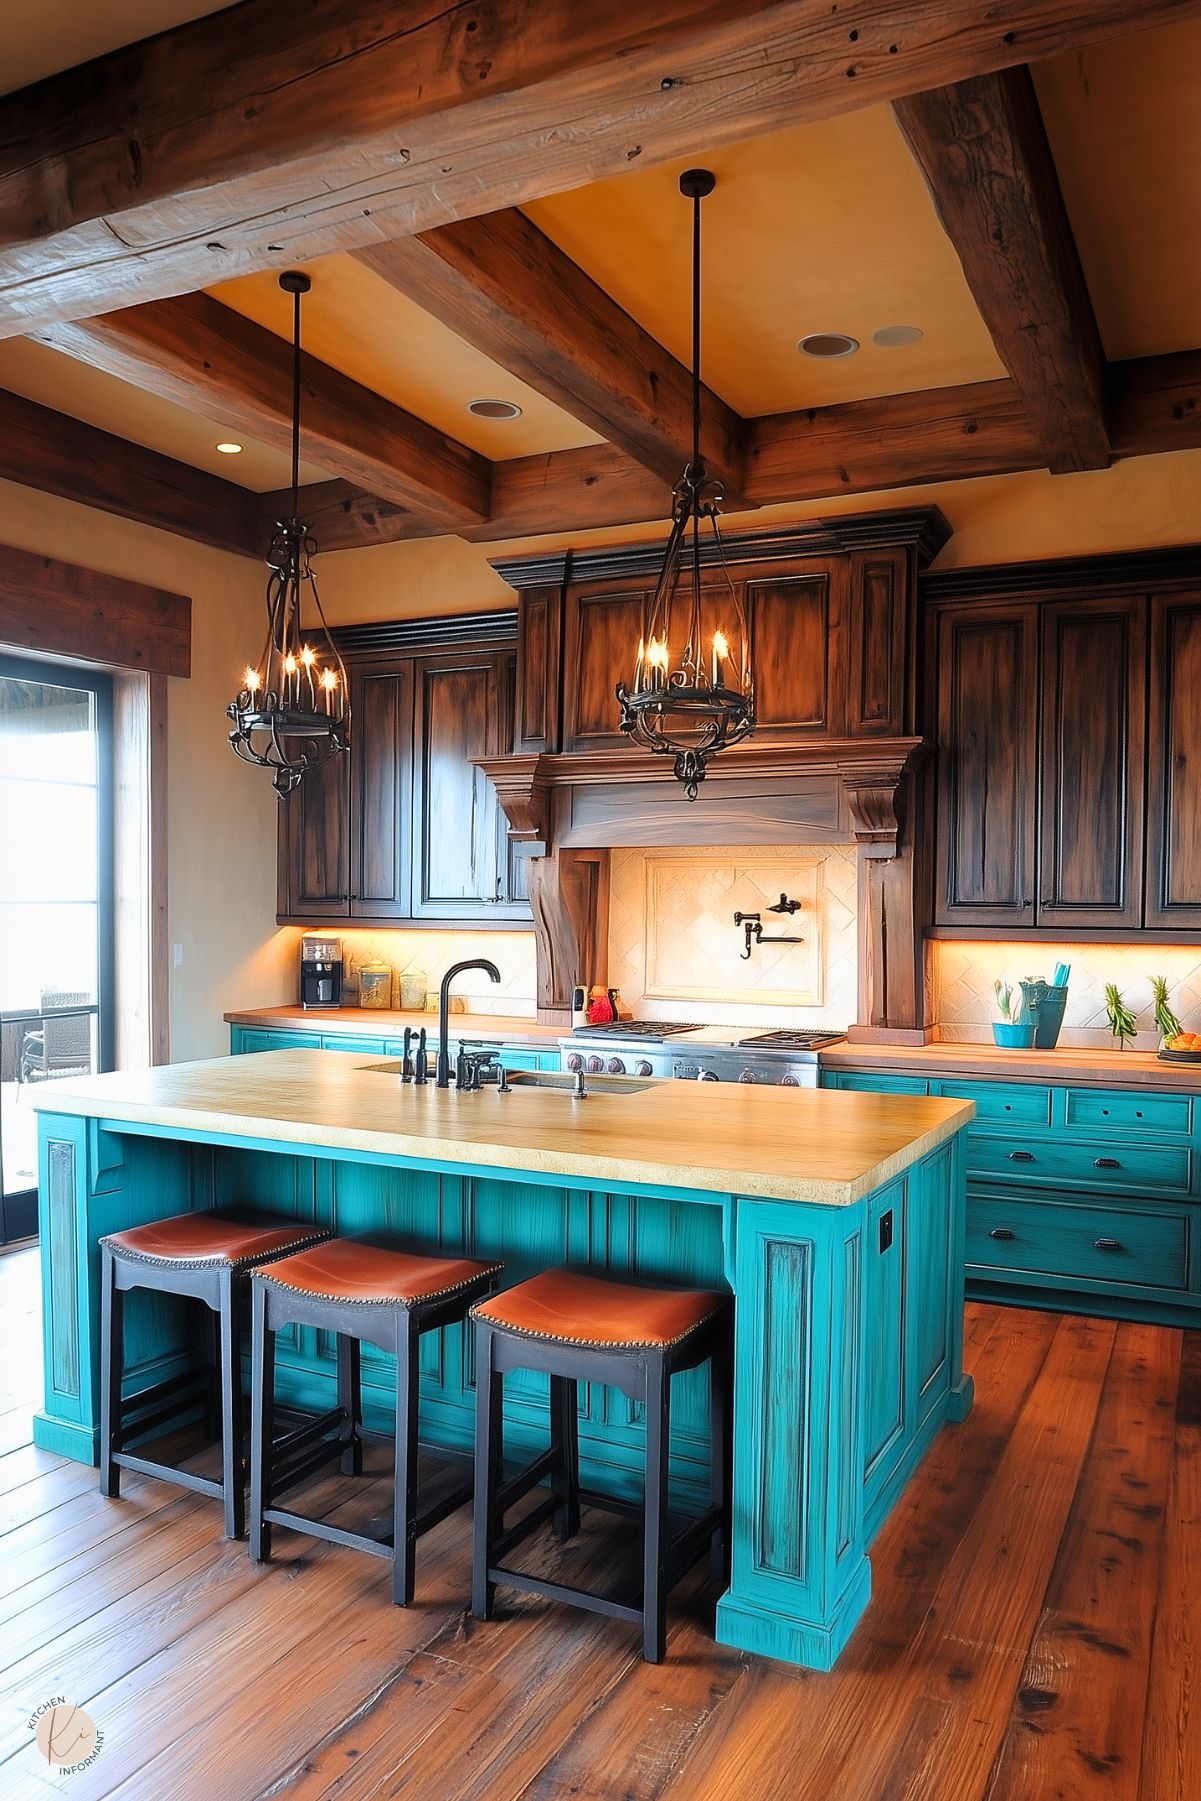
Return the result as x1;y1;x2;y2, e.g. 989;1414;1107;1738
355;214;747;498
36;294;491;529
893;67;1110;474
1;0;1196;336
0;385;261;556
1107;349;1201;456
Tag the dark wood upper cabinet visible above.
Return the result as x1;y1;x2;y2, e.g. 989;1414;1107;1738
411;650;528;919
1147;592;1201;928
847;549;910;736
561;583;652;752
1037;596;1145;926
276;748;350;920
933;603;1038;928
744;570;840;737
349;659;414;919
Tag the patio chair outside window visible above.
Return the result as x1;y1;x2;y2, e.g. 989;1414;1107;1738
18;991;94;1084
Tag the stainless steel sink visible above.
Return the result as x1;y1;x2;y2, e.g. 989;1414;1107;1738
357;1062;653;1093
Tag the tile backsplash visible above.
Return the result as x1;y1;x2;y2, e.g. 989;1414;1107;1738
936;941;1201;1050
608;845;859;1027
334;928;537;1015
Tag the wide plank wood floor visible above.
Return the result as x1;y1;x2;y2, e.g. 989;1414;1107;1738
0;1245;1197;1800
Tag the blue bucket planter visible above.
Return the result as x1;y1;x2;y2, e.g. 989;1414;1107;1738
993;1022;1036;1049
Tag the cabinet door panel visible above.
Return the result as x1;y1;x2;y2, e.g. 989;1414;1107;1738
934;605;1037;927
1148;593;1201;927
276;750;349;920
413;657;498;914
562;587;651;751
1038;597;1144;925
349;660;413;918
746;572;837;736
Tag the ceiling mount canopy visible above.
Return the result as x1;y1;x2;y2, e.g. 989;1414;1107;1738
226;269;349;797
615;168;755;800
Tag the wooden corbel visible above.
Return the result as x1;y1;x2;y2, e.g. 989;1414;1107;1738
841;768;907;861
474;754;552;856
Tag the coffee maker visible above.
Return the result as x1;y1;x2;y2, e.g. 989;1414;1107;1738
300;934;343;1009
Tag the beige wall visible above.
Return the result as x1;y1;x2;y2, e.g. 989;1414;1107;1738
0;479;294;1061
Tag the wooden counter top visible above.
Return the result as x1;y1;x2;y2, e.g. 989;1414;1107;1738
31;1048;972;1208
225;1005;560;1046
821;1040;1201;1090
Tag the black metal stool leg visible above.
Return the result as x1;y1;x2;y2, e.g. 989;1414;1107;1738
204;1304;222;1441
472;1322;502;1621
337;1333;363;1477
392;1312;420;1606
248;1279;276;1564
219;1270;246;1539
642;1354;670;1664
99;1247;124;1498
549;1375;580;1542
709;1323;733;1581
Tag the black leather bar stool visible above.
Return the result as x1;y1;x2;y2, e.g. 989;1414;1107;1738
247;1237;503;1604
470;1268;733;1663
99;1211;332;1538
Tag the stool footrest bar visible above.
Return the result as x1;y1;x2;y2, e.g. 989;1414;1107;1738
270;1434;348;1499
492;1493;562;1562
496;1447;558;1512
113;1453;225;1499
272;1407;346;1459
262;1507;395;1558
487;1565;643;1625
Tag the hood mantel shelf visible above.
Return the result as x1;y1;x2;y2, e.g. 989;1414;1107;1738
476;737;929;860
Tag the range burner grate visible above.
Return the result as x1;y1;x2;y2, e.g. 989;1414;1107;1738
735;1030;846;1050
571;1020;703;1042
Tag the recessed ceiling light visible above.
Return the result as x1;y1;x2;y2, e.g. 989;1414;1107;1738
465;398;523;420
797;332;860;359
872;324;924;348
215;441;244;454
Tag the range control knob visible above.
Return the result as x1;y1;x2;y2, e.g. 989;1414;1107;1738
698;1069;720;1082
586;1055;605;1075
634;1060;654;1077
781;1073;801;1087
607;1057;626;1075
738;1069;757;1084
565;1053;584;1073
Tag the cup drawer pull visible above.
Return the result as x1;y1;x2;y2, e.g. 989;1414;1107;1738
989;1227;1016;1241
1009;1150;1035;1162
1094;1237;1123;1252
1094;1158;1121;1170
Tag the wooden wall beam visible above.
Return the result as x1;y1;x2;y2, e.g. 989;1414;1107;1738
893;67;1110;474
37;294;492;529
1108;349;1201;457
0;385;261;557
0;542;190;677
0;0;1195;335
356;214;747;498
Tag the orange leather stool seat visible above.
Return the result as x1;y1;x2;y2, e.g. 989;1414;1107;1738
103;1211;328;1269
472;1267;728;1352
258;1237;501;1308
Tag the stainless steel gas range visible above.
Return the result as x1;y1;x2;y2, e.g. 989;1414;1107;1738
558;1021;845;1086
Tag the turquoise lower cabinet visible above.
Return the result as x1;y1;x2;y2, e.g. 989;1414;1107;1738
229;1023;558;1072
822;1068;1201;1326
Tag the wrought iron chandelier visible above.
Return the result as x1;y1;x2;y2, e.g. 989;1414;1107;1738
615;168;754;800
226;270;349;797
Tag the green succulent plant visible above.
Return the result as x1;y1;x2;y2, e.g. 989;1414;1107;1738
1151;974;1183;1042
1104;983;1138;1050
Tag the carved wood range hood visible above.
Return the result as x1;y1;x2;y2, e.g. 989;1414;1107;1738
479;507;951;1042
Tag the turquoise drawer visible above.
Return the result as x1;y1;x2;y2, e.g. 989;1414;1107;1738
968;1133;1192;1197
826;1073;930;1095
321;1033;390;1053
1064;1089;1193;1136
967;1193;1190;1291
934;1080;1052;1127
234;1028;319;1053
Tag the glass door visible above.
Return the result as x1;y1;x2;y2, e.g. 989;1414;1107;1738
0;656;113;1244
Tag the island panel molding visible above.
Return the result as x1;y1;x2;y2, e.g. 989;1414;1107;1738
30;1049;974;1671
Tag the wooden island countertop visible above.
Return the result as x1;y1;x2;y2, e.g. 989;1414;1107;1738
32;1047;973;1208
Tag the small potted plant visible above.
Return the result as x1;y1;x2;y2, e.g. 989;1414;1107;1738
993;979;1035;1048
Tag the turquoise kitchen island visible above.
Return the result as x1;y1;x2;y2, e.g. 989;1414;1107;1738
32;1049;973;1670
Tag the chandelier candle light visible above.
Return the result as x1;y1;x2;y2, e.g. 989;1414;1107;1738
615;169;754;800
226;270;349;796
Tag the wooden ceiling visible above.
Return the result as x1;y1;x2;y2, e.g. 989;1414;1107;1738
2;1;1201;560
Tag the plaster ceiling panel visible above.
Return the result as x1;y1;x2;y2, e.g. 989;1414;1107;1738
209;256;604;459
0;338;327;490
1034;19;1201;361
0;2;237;95
523;105;1006;418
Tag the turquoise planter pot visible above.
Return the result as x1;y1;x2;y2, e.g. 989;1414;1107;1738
993;1022;1036;1049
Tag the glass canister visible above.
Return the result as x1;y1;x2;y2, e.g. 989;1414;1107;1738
399;968;427;1011
359;962;393;1009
